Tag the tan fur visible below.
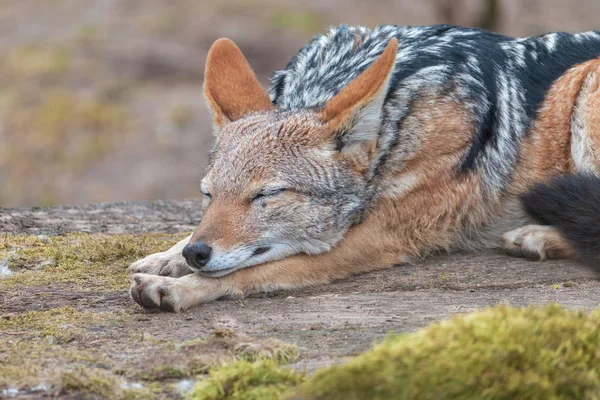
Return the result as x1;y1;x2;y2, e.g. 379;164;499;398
504;58;600;259
398;93;474;172
191;202;257;250
131;176;486;312
204;38;274;127
379;94;482;252
131;198;412;310
510;59;600;193
129;46;600;312
130;91;489;311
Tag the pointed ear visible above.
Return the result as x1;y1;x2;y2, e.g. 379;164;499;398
204;38;275;129
320;38;397;151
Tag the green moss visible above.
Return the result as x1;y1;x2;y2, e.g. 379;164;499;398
148;365;199;380
0;232;186;290
62;367;159;400
185;305;600;400
234;340;299;364
0;233;304;398
61;367;118;398
0;339;94;388
186;360;304;400
0;336;158;398
300;304;600;400
0;306;126;342
181;333;301;399
132;331;299;382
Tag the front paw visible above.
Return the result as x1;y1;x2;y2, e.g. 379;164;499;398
128;252;192;277
130;274;186;312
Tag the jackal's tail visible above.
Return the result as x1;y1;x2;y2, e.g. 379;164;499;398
521;174;600;269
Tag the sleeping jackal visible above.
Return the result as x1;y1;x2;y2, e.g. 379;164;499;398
129;25;600;312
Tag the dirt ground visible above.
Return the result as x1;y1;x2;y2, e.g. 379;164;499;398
1;201;599;398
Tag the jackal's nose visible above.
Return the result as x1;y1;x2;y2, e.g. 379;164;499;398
182;241;212;269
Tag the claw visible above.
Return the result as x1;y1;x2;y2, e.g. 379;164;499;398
159;297;177;312
133;274;143;285
140;289;159;309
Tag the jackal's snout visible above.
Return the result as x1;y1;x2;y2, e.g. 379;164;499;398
182;241;212;270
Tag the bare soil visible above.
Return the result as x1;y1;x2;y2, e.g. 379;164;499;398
1;201;599;399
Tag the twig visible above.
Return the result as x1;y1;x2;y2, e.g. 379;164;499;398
89;339;110;344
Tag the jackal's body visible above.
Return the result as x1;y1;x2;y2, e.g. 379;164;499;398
271;25;600;194
129;25;600;312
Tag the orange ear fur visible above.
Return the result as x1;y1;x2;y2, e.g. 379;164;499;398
204;38;275;127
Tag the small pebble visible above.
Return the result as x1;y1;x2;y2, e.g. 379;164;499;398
0;261;13;277
1;388;19;398
36;259;55;270
120;382;144;390
37;234;50;243
176;380;195;394
29;383;50;393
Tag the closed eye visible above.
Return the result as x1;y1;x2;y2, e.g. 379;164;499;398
251;188;287;203
200;180;212;200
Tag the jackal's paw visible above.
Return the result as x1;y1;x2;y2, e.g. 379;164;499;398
130;274;188;312
502;225;574;261
130;273;230;312
128;252;192;278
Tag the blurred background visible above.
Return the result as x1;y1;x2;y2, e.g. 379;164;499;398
1;0;598;207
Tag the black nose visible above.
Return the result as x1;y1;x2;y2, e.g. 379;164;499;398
182;242;212;269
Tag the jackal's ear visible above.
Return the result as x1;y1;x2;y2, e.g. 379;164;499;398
319;38;397;152
204;38;274;130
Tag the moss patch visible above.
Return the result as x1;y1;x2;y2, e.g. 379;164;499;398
186;360;304;400
0;286;299;399
0;232;187;290
0;306;127;342
61;367;160;400
0;232;214;397
0;339;97;388
299;304;600;400
186;305;600;400
132;330;299;381
0;318;298;398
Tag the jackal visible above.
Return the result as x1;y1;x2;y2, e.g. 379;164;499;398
129;25;600;312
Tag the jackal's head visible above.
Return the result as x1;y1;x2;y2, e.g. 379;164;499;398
184;37;397;276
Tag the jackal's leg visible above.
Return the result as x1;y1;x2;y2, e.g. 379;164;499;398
502;225;576;261
130;201;409;312
127;234;193;278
